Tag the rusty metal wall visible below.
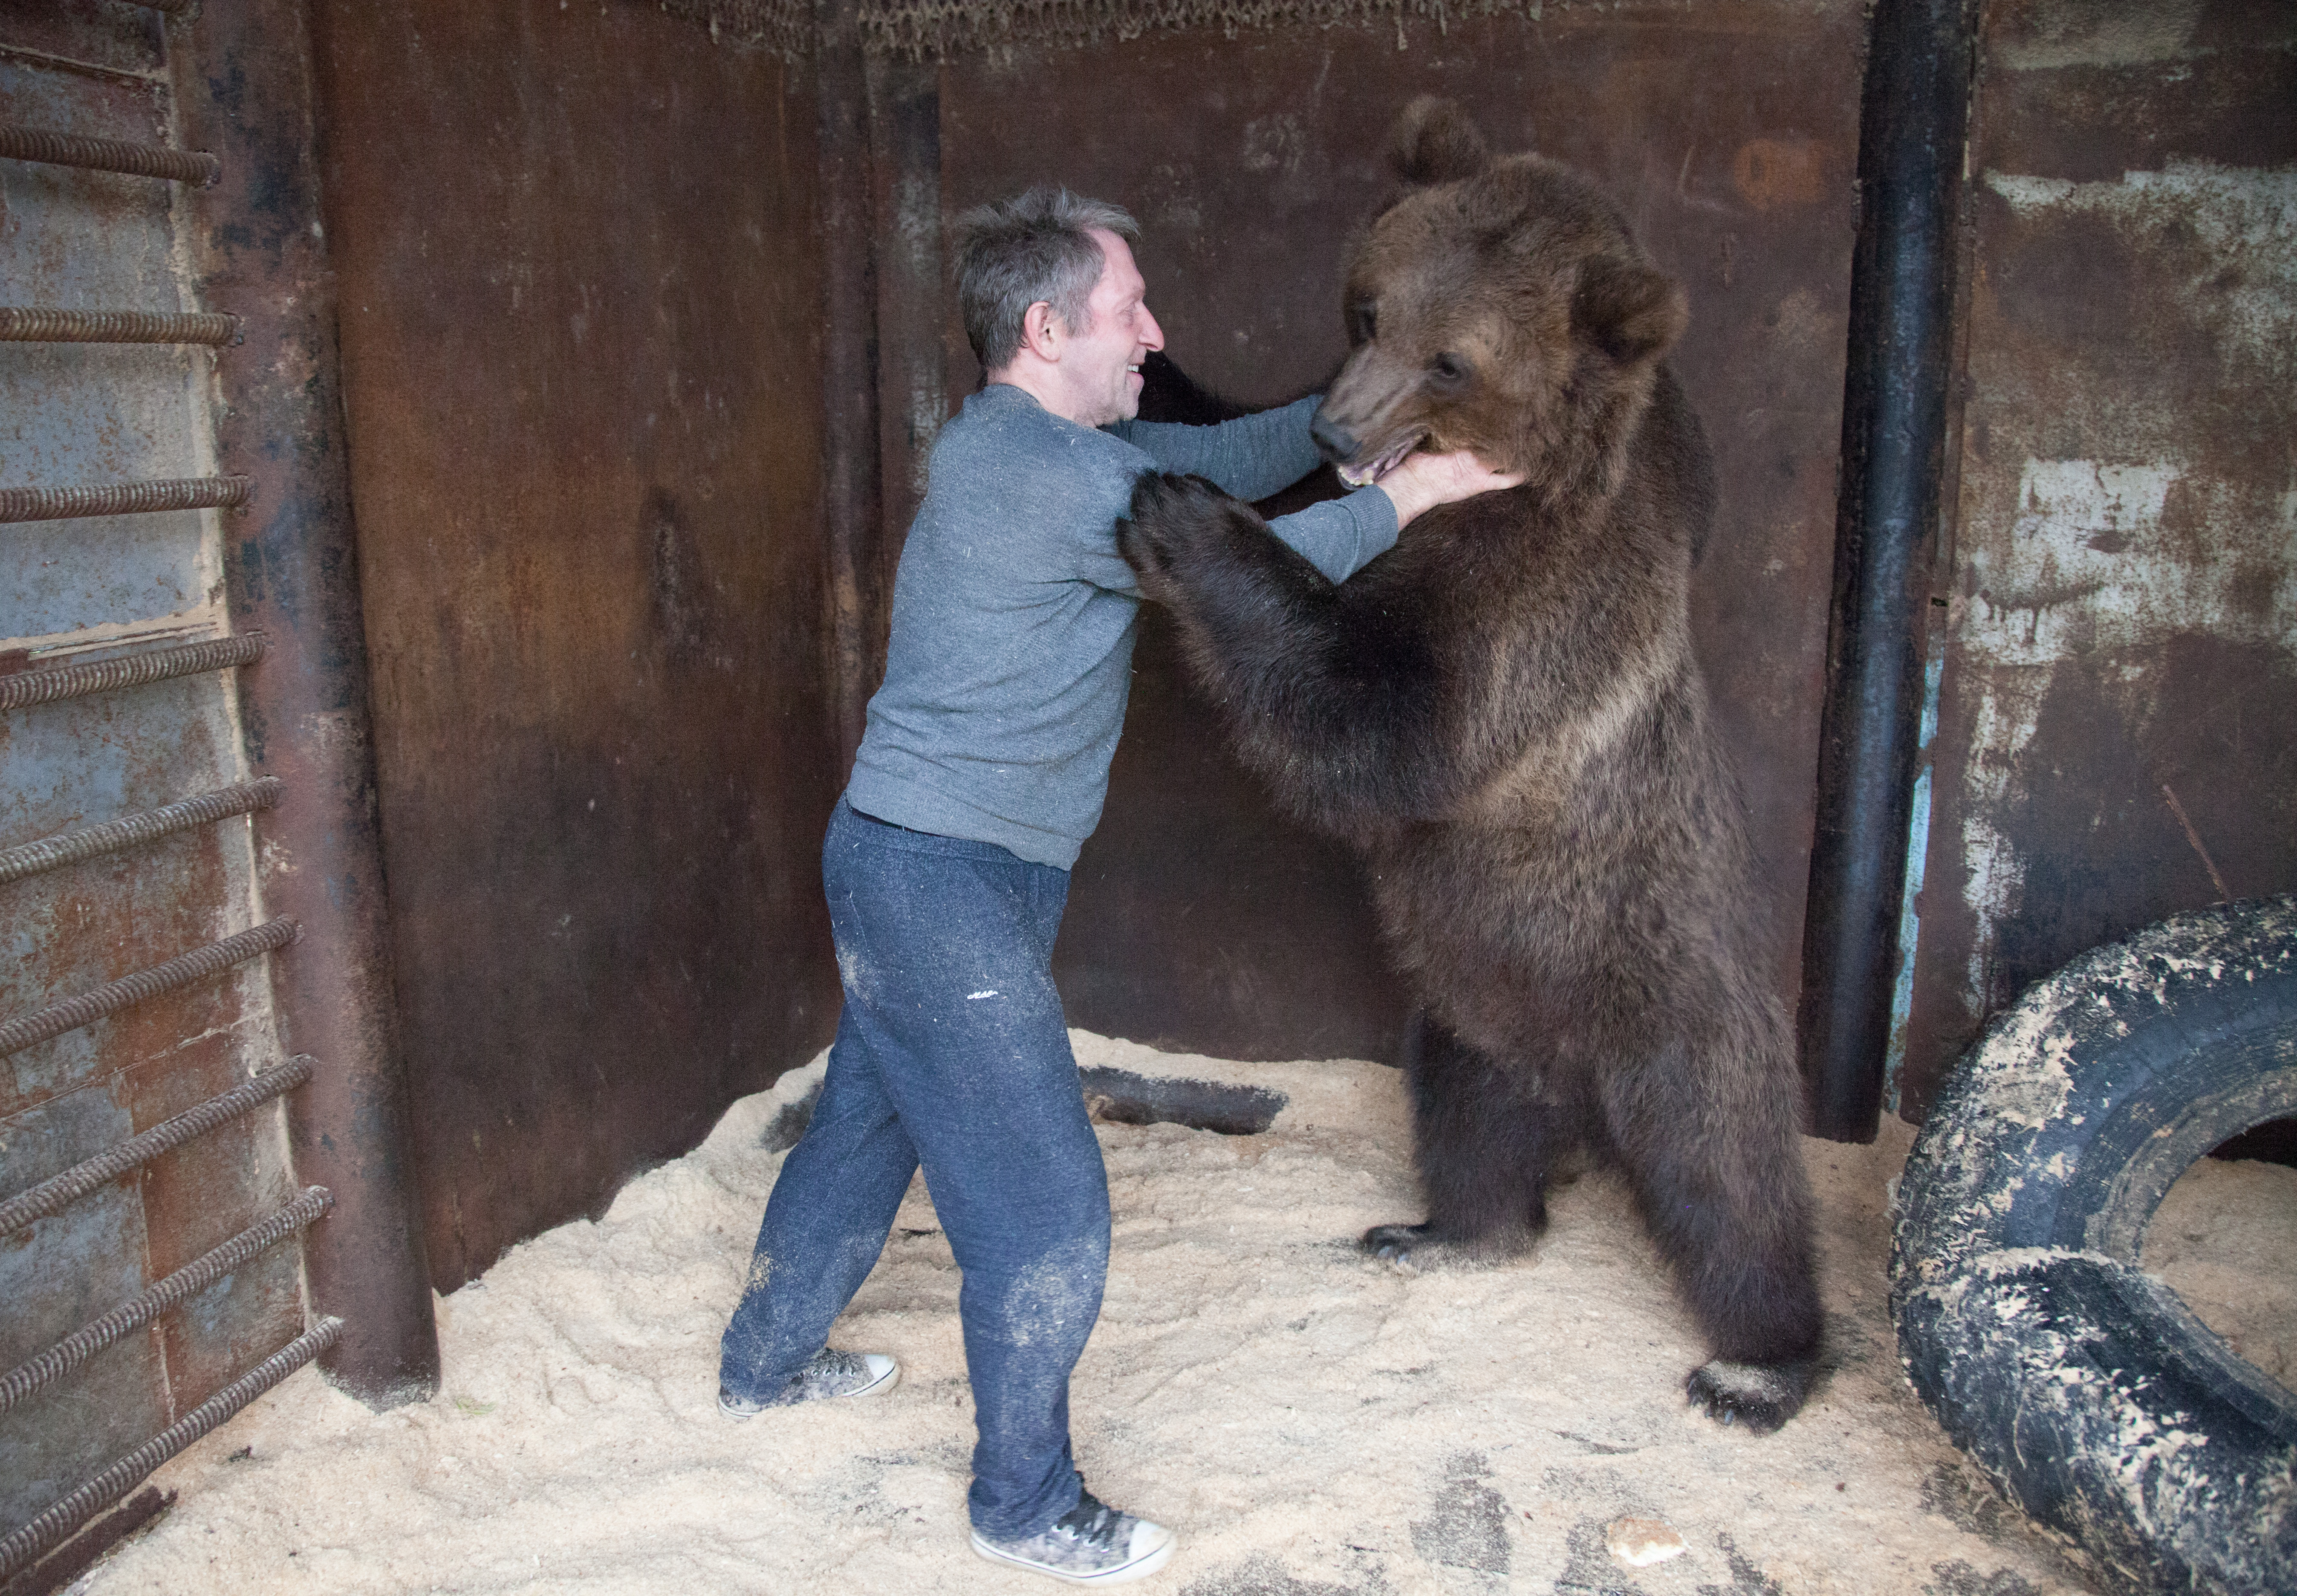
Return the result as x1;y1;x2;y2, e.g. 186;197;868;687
1;0;300;1532
308;0;841;1288
912;3;1867;1060
1896;0;2297;1116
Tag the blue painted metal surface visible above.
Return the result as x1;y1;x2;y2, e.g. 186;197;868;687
0;1;303;1548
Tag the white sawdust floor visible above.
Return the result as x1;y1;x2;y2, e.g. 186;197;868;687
72;1031;2294;1596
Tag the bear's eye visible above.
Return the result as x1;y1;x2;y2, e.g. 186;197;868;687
1349;300;1378;345
1429;351;1473;390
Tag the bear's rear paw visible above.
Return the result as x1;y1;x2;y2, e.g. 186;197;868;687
1361;1222;1436;1262
1686;1358;1813;1434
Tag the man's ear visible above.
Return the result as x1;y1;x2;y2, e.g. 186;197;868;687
1572;258;1689;366
1388;97;1491;188
1019;299;1061;361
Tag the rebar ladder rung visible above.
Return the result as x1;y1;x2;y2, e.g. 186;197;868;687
0;917;299;1061
0;633;267;712
0;307;239;345
0;476;252;526
0;1188;333;1414
0;124;217;186
0;1319;344;1583
0;1058;316;1238
0;778;285;887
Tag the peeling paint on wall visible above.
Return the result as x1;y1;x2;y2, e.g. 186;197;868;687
1898;7;2297;1115
1986;162;2297;386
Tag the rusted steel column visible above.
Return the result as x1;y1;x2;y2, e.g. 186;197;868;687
819;0;888;777
172;0;439;1405
1797;0;1976;1141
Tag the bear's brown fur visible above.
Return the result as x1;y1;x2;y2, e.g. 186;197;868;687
1118;98;1821;1431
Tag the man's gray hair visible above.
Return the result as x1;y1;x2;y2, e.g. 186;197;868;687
953;187;1141;372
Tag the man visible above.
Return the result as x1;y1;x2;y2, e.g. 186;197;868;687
718;187;1519;1586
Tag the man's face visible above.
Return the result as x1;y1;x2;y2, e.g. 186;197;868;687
1064;229;1164;426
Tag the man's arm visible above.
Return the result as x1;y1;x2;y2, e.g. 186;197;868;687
1111;388;1523;587
1111;395;1323;503
1252;449;1526;584
1114;391;1397;581
1261;494;1398;585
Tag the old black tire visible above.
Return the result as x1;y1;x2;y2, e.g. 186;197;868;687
1890;896;2297;1596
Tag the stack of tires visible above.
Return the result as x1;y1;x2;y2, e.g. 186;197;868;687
1891;897;2297;1596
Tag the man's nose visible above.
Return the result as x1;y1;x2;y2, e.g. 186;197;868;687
1138;308;1165;352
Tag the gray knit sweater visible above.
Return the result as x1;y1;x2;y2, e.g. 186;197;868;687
843;383;1399;867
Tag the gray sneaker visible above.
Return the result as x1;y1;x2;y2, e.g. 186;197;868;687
717;1348;898;1417
969;1489;1176;1586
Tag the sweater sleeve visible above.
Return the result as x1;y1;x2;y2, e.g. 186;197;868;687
1266;489;1400;584
1112;394;1324;503
1105;396;1397;586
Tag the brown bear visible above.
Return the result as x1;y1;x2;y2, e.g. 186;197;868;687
1116;98;1822;1431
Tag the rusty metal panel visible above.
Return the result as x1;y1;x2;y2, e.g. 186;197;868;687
925;3;1864;1059
1898;0;2297;1116
2;0;300;1540
0;0;166;75
309;0;840;1288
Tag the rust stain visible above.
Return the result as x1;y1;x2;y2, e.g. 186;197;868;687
1731;136;1827;211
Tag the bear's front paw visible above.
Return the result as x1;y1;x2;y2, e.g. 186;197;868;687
1685;1358;1813;1435
1117;470;1240;581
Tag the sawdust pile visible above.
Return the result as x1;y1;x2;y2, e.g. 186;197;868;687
75;1032;2289;1595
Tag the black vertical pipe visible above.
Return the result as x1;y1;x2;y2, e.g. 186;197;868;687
174;0;441;1403
818;0;888;780
1797;0;1976;1142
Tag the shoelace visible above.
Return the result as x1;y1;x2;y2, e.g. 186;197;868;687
1055;1492;1121;1550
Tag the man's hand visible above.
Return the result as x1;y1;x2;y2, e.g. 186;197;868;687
1374;448;1526;529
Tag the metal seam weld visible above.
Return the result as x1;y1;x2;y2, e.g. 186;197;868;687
0;1318;343;1582
0;475;253;525
0;308;240;345
0;918;300;1061
0;1058;315;1237
0;1189;333;1415
0;633;267;712
0;124;217;185
0;778;285;887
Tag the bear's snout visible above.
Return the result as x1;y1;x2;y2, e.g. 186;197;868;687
1309;408;1361;465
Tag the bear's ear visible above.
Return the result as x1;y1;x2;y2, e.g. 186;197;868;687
1572;258;1689;366
1388;96;1491;187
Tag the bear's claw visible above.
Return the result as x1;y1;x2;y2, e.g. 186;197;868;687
1685;1359;1812;1435
1119;471;1237;579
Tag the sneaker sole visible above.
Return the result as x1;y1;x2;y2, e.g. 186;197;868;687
718;1358;899;1420
847;1359;900;1399
968;1528;1175;1586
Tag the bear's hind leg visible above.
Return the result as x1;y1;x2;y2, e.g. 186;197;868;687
1604;1038;1822;1433
1364;1013;1557;1264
